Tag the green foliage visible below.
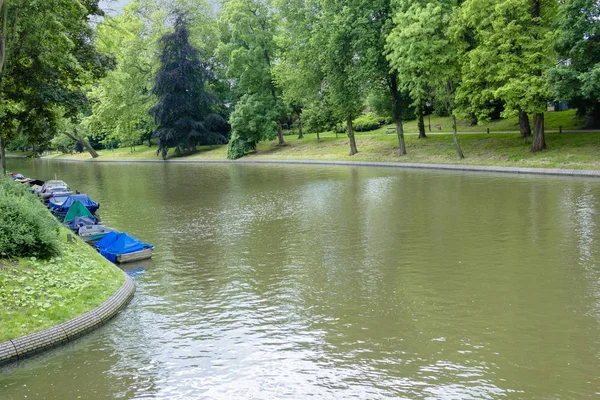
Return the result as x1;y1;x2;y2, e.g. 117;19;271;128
50;133;77;154
218;0;287;155
332;113;386;133
550;0;600;121
151;15;227;159
86;4;156;149
0;0;114;156
387;1;458;110
302;101;338;134
451;0;557;120
314;0;365;126
227;137;257;160
354;114;386;132
227;93;283;159
0;178;61;259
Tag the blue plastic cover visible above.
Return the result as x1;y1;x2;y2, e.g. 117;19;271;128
48;194;99;214
95;232;153;263
67;216;98;230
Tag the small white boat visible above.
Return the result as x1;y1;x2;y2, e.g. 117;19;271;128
78;225;117;243
116;248;154;263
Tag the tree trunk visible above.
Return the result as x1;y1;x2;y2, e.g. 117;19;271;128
277;124;285;145
316;131;320;143
0;0;7;75
519;111;531;139
297;115;303;139
469;114;478;126
418;110;427;138
0;135;6;175
452;115;465;159
389;72;407;155
347;117;358;155
64;131;99;158
531;112;546;152
396;119;406;155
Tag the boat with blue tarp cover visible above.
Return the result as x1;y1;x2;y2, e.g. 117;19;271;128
48;194;100;215
95;231;154;263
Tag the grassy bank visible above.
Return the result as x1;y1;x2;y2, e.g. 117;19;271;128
0;178;124;343
43;130;600;170
0;227;124;342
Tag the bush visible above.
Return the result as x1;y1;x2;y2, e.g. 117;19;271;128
353;113;385;132
227;136;256;160
0;178;61;259
332;123;346;134
303;102;337;134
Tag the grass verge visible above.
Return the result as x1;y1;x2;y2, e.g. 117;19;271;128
42;130;600;170
0;227;124;342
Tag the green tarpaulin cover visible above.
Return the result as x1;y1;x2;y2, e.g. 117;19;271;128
64;200;94;223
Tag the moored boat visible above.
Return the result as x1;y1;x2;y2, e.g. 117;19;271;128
38;180;70;198
78;225;117;244
48;194;100;215
63;200;96;223
95;231;154;264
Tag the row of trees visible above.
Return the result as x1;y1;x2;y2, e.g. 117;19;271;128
0;0;598;166
219;0;599;158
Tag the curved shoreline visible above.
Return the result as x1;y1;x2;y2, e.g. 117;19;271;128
0;272;135;366
36;157;600;178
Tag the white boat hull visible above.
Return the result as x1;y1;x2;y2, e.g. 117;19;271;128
116;248;153;264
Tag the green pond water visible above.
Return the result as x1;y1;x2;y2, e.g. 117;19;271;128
2;159;600;399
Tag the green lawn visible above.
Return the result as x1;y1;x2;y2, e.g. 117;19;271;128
0;227;124;342
19;110;598;170
42;129;600;170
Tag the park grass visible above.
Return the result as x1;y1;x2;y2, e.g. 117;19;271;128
376;109;587;134
44;130;600;170
0;226;124;342
20;111;598;169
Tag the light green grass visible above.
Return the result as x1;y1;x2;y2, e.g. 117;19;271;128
46;130;600;170
39;110;600;170
251;131;600;169
0;227;124;342
398;109;585;134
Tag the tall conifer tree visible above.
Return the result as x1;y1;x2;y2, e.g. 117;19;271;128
150;15;226;160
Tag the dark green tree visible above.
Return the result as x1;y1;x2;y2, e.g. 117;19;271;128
550;0;600;124
150;15;227;160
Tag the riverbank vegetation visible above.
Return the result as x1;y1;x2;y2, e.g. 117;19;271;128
0;0;599;170
0;178;124;342
40;130;600;170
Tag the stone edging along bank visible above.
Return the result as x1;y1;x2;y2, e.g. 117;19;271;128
0;274;135;366
43;157;600;178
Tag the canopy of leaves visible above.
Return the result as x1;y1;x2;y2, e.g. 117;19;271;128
451;0;557;120
387;1;458;111
218;0;287;158
86;3;156;148
0;0;114;152
549;0;600;120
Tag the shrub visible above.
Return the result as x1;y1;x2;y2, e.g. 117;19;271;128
303;102;338;134
353;113;385;132
0;178;61;259
332;123;346;134
227;136;257;160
